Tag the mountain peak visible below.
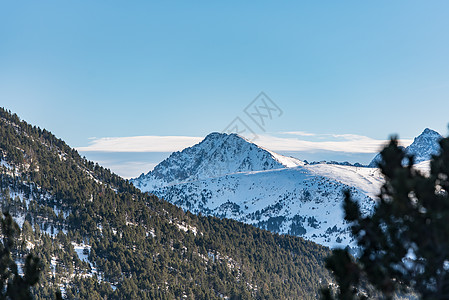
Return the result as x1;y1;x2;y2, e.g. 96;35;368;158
131;132;303;191
369;128;442;167
416;128;442;141
203;131;230;140
422;127;440;135
203;132;253;144
406;128;442;164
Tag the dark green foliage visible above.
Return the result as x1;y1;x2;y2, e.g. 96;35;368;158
0;212;42;299
323;134;449;299
0;107;332;298
321;247;368;300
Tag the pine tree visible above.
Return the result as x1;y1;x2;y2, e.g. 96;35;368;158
322;134;449;299
0;212;42;299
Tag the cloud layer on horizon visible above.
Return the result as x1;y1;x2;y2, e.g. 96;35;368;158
77;136;204;153
256;133;413;154
77;132;413;154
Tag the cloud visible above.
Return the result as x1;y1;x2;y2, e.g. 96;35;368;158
253;134;413;154
76;132;414;156
76;136;203;152
76;132;415;178
281;131;317;137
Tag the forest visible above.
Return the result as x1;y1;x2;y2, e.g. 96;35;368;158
0;107;331;299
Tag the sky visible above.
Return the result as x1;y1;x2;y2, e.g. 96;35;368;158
1;1;449;178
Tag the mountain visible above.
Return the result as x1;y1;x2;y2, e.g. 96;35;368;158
132;132;385;250
132;132;303;191
368;128;442;167
134;129;443;250
0;108;331;299
149;165;382;249
405;128;442;162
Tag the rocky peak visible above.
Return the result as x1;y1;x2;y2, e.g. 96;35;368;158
131;132;303;191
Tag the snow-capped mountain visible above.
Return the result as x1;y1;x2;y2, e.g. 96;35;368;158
131;129;439;249
131;132;384;249
0;108;333;298
150;164;382;249
131;132;303;190
405;128;442;162
368;128;442;167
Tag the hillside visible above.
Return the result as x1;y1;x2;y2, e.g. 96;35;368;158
145;162;382;250
132;132;383;249
368;128;442;167
131;128;441;247
132;132;303;191
132;130;441;250
0;108;331;299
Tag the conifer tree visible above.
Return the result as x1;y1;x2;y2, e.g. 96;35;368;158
0;212;42;299
323;134;449;299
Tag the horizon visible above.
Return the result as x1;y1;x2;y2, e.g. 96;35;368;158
2;2;449;178
74;128;432;179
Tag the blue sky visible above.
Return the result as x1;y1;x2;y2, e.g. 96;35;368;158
2;1;449;177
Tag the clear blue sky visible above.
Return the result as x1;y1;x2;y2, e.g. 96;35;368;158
2;1;449;177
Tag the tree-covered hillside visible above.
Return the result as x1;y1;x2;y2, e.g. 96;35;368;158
0;107;331;299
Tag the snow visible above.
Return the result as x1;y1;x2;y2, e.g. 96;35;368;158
150;164;378;249
26;241;35;250
369;128;442;167
132;129;442;250
146;228;156;238
266;149;304;168
13;214;26;227
175;223;198;236
414;160;431;174
0;159;12;170
72;242;95;272
73;243;90;263
306;164;383;199
16;261;24;276
51;256;58;276
53;206;70;219
406;128;442;163
41;224;66;237
131;132;300;191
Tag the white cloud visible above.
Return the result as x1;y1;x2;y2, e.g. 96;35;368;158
281;131;317;137
76;132;413;156
76;136;203;152
253;134;413;154
76;132;415;178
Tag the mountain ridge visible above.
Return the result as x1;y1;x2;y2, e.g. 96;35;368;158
368;128;442;167
132;132;303;191
133;128;439;250
0;108;331;299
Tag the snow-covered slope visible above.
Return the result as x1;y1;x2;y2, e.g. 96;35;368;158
132;129;438;249
150;164;382;249
406;128;442;163
131;132;303;190
369;128;442;167
131;132;383;249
